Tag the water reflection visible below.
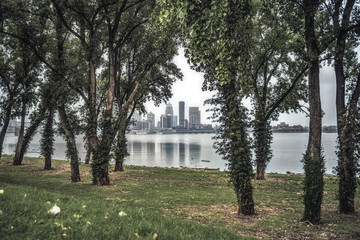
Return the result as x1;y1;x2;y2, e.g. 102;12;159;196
160;143;175;162
179;143;185;163
2;133;338;173
132;141;142;153
189;143;201;164
146;142;155;154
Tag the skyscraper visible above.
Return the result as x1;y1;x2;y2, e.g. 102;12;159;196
179;101;185;127
172;116;178;127
147;112;155;129
189;107;201;129
165;103;173;116
160;114;167;128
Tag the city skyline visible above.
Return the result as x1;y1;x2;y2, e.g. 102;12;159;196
134;101;206;130
145;47;338;127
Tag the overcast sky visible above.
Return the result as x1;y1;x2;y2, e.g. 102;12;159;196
145;48;338;127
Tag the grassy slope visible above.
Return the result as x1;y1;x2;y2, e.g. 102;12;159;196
0;155;359;239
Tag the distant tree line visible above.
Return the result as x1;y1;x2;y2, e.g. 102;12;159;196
1;0;359;225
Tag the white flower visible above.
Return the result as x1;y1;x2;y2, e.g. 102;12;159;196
0;189;4;194
86;221;91;226
82;205;87;208
24;194;27;198
48;204;60;215
73;214;81;219
118;211;127;217
0;210;3;215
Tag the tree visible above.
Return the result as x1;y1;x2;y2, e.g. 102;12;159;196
301;0;325;224
206;78;255;215
330;0;360;214
0;39;22;159
1;0;84;180
245;1;308;180
157;0;256;215
1;0;51;166
12;42;41;166
111;21;182;171
51;0;181;185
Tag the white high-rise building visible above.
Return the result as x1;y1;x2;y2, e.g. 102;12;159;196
189;107;201;129
147;112;155;129
165;103;173;116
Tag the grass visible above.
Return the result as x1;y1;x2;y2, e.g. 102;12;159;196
0;155;359;239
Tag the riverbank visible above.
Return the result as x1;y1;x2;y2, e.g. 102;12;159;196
0;155;359;239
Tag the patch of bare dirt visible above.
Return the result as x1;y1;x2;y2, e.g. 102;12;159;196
169;204;283;228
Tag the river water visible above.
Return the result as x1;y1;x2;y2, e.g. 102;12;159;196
2;133;337;174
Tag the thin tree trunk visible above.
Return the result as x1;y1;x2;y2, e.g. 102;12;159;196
12;105;47;166
114;130;127;172
114;106;133;172
254;116;272;180
87;60;98;150
13;99;26;165
58;105;81;182
42;107;55;170
84;136;91;164
0;102;12;158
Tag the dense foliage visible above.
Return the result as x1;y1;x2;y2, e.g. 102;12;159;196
1;0;182;185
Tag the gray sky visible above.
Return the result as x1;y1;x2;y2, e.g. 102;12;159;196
145;48;338;127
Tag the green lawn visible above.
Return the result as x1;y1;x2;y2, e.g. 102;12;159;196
0;155;359;239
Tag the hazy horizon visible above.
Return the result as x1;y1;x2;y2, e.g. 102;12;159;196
145;47;337;127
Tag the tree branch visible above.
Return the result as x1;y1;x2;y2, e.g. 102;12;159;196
265;65;308;120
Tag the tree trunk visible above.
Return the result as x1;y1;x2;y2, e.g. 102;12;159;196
91;110;112;185
114;115;129;172
254;115;272;180
337;106;357;214
223;81;255;215
87;60;98;150
58;105;81;182
12;105;47;165
92;145;111;185
302;0;324;224
13;98;27;165
114;131;127;172
41;107;55;170
84;136;91;164
91;43;116;185
114;160;124;172
0;102;12;158
335;50;357;214
303;59;323;224
333;0;357;214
